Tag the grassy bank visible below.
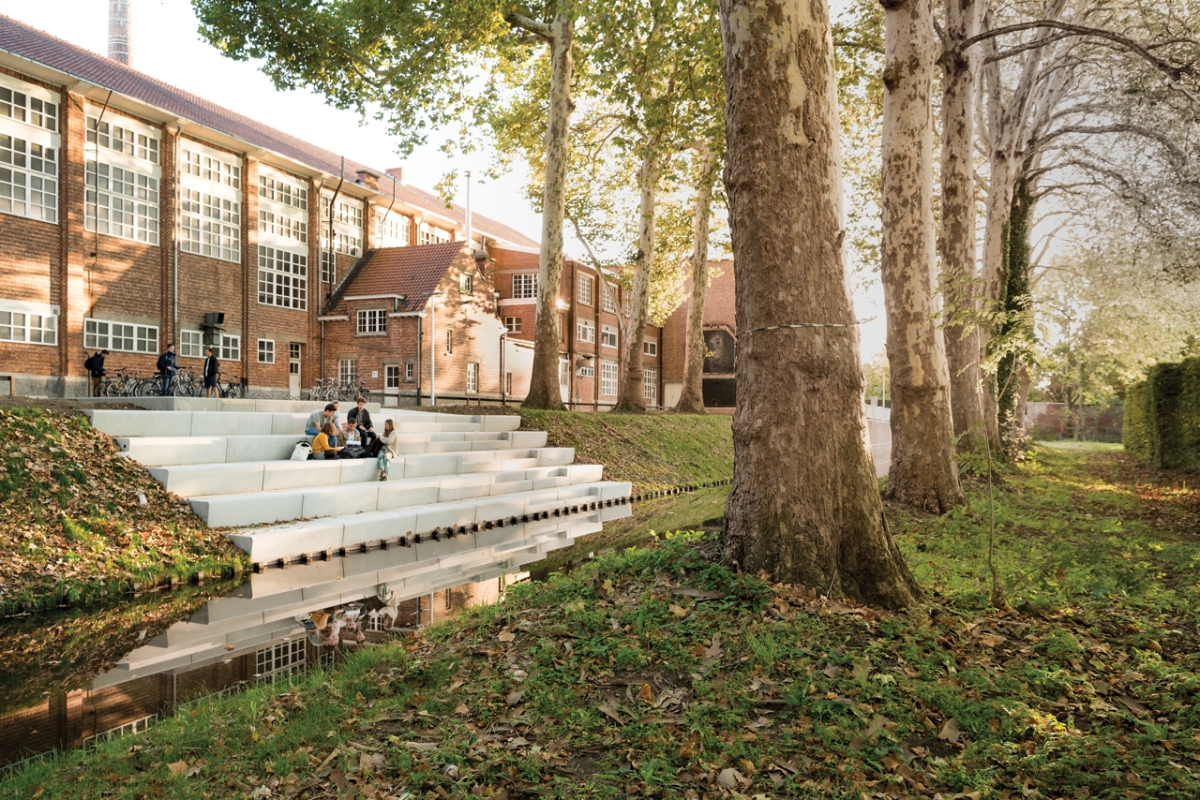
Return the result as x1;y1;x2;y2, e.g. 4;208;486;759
0;408;246;615
6;445;1198;799
502;409;733;494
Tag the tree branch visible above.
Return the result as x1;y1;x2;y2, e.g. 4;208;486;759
505;13;552;42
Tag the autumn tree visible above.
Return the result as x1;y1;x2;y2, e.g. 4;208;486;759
190;0;578;409
718;0;921;608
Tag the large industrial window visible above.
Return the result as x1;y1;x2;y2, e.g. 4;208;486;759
257;246;308;310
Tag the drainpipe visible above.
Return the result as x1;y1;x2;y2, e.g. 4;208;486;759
499;331;506;406
171;124;180;351
381;178;397;248
430;291;443;405
326;157;345;293
464;170;472;244
87;90;114;309
415;313;423;406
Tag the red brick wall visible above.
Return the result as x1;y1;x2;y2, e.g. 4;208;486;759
661;260;735;383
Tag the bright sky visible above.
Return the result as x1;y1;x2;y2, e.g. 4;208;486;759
5;0;886;361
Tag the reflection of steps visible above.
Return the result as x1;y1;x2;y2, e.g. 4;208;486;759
86;406;632;565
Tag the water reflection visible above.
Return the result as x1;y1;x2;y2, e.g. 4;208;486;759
0;487;730;769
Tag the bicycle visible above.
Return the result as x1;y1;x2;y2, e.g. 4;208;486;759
217;372;244;399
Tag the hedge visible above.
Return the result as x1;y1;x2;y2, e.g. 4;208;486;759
1123;357;1200;473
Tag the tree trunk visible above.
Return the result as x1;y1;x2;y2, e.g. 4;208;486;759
673;145;721;415
879;0;965;514
613;148;660;414
718;0;921;609
978;146;1016;451
996;177;1033;447
522;11;574;411
937;0;986;455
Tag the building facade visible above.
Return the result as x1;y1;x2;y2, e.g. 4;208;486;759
660;259;736;409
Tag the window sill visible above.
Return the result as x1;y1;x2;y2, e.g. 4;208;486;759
354;332;389;338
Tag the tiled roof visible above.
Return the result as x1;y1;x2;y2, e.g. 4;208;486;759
0;14;539;249
326;241;466;315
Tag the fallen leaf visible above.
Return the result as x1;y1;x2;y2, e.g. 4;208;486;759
704;634;723;660
497;630;515;643
404;742;437;751
598;704;625;724
1117;695;1148;714
938;717;962;743
637;683;656;705
359;752;386;771
668;604;690;617
166;760;188;777
453;704;469;714
717;768;746;788
674;588;726;601
505;690;524;706
186;759;207;778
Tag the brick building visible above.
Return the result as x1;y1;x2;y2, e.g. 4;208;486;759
0;15;541;399
660;259;736;408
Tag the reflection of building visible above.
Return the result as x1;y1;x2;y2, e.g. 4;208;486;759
661;260;736;408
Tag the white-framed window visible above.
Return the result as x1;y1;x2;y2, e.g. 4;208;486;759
220;334;240;361
505;372;512;395
357;309;386;334
338;358;358;385
87;117;159;165
445;330;453;355
180;329;203;358
257;246;308;310
576;320;595;344
259;172;307;210
259;210;306;244
405;362;414;382
644;368;658;401
460;273;473;294
577;274;593;306
84;318;157;354
0;300;57;345
1;80;58;133
320;251;337;285
512;273;537;300
643;337;658;356
601;325;618;348
258;339;275;363
504;316;522;334
385;364;400;390
0;133;58;223
577;364;594;378
179;140;240;261
600;361;618;397
321;192;363;256
289;342;302;374
375;208;411;248
256;639;305;683
85;161;159;244
603;284;617;313
466;362;479;394
418;223;450;245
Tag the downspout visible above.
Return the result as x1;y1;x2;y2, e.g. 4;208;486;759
464;170;472;244
499;332;506;406
171;125;180;351
87;90;114;309
320;159;345;381
566;264;575;410
381;177;397;247
593;278;600;412
416;313;423;406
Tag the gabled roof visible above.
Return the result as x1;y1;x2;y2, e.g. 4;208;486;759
0;14;539;249
326;241;467;315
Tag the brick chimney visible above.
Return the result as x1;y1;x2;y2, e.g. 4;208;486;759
108;0;134;67
385;167;404;184
355;169;380;191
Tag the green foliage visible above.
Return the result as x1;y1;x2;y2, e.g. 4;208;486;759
1125;358;1200;473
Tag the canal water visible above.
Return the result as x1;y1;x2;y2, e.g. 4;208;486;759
0;486;730;770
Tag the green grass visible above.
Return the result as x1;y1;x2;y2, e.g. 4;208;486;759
5;446;1198;799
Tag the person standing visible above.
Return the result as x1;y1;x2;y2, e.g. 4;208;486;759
156;344;177;396
203;346;220;398
85;349;109;396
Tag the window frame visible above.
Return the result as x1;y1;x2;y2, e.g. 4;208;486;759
460;273;473;294
0;302;57;346
220;334;241;362
404;362;415;382
83;318;157;354
445;330;453;355
466;362;479;394
600;325;618;348
643;367;658;401
575;319;595;344
385;364;401;390
338;358;358;386
257;338;275;364
511;273;537;300
375;207;411;248
356;308;387;335
504;316;522;334
257;245;308;311
603;284;617;313
180;329;203;358
643;337;658;357
600;361;618;397
577;274;593;306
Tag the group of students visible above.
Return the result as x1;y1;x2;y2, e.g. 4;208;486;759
304;396;401;480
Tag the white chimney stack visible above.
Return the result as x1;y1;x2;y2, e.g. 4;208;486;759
108;0;134;67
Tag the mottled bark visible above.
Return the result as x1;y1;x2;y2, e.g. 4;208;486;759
718;0;921;609
673;146;721;415
937;0;986;455
997;178;1033;444
522;10;574;411
879;0;965;514
613;149;660;414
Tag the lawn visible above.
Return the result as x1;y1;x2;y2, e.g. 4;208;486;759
4;444;1198;799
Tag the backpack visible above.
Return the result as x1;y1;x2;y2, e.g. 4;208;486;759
290;441;312;461
84;354;98;374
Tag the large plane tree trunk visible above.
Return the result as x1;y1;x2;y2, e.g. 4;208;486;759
522;10;574;410
673;145;721;415
878;0;965;514
718;0;921;609
937;0;987;455
613;148;660;414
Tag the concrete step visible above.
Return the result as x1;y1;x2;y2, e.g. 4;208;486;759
115;430;549;468
191;463;605;527
226;480;631;564
148;447;577;499
86;409;512;439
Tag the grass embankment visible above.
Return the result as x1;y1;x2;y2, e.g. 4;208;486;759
443;408;735;495
6;444;1199;799
0;408;246;615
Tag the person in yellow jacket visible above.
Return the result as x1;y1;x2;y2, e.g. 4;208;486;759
309;422;343;460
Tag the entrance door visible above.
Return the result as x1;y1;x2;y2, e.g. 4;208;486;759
558;357;570;404
289;343;302;398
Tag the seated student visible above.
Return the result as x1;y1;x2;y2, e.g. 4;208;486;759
309;422;343;460
347;397;376;446
370;419;400;481
306;403;338;436
337;420;361;448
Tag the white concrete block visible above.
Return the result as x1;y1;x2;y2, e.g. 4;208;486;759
566;464;605;483
414;532;477;561
252;400;296;413
508;430;548;448
342;511;419;547
538;447;576;466
225;435;301;463
596;481;633;501
600;503;633;522
228;520;345;562
438;475;493;502
150;462;266;497
339;460;381;484
302;485;380;519
272;413;310;435
87;410;193;438
532;477;570;490
117;435;228;467
441;422;483;433
191;491;305;528
427;441;472;453
190;411;273;436
415;502;476;532
377;479;442;509
472;496;528;523
470;457;539;473
490;480;533;496
403;454;461;478
459;450;499;465
480;416;522;432
262;460;342;491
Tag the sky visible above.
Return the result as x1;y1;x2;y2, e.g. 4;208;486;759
4;0;888;361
